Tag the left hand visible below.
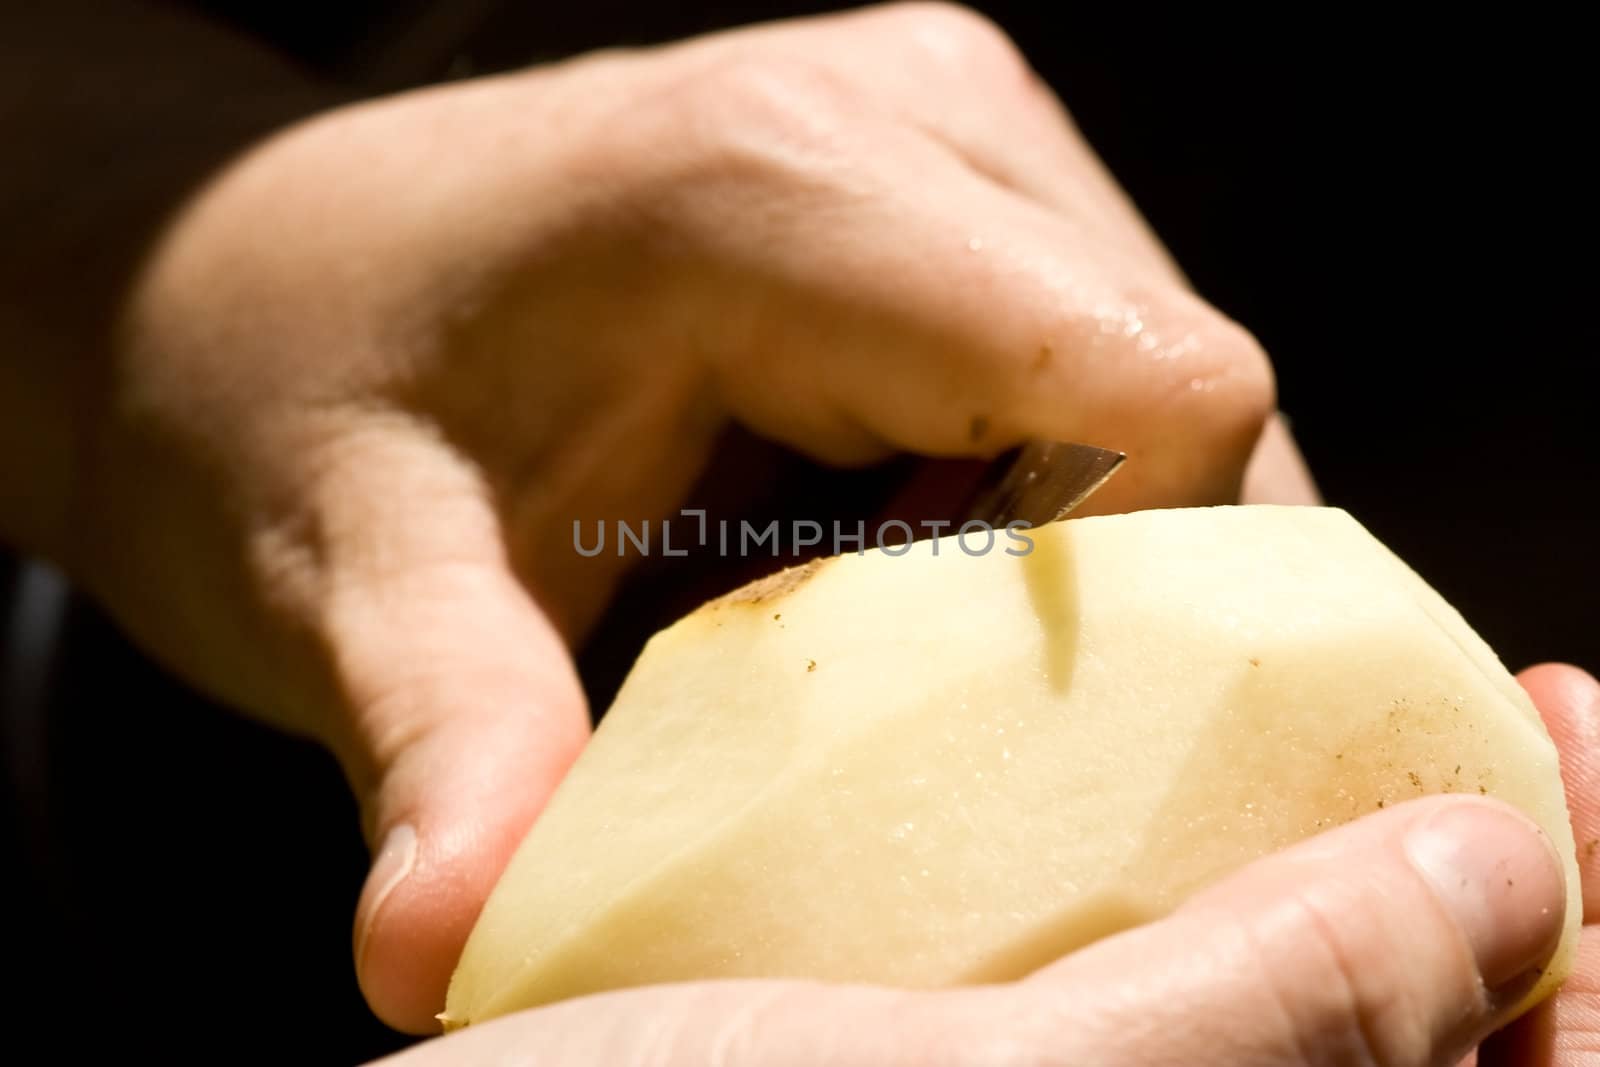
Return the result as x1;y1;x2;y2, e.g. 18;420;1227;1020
363;666;1592;1067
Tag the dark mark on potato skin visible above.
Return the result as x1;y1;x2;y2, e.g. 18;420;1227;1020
806;659;817;673
711;558;832;609
969;415;990;443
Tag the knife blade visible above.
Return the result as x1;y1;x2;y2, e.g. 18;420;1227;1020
963;440;1127;528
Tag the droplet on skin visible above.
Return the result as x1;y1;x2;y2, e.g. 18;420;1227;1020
1151;333;1202;361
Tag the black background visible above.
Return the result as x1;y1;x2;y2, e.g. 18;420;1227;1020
3;3;1593;1062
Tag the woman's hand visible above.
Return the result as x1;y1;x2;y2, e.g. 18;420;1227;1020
40;3;1314;1030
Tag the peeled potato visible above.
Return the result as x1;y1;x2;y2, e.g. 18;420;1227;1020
445;505;1578;1027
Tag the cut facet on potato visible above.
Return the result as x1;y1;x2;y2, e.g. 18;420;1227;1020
445;505;1578;1027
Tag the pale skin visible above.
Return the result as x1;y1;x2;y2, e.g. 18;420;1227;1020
2;3;1593;1062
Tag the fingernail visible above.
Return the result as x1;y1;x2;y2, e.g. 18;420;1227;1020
1405;803;1566;991
355;823;417;971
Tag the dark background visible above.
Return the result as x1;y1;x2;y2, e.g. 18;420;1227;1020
2;3;1593;1062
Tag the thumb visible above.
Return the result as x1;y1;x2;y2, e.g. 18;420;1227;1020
368;795;1568;1067
1029;794;1569;1066
310;478;589;1034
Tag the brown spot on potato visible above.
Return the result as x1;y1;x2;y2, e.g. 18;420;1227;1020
1034;343;1053;370
712;558;831;608
806;659;817;673
969;414;990;443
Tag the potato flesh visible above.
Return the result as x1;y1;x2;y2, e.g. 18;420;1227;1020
446;505;1579;1025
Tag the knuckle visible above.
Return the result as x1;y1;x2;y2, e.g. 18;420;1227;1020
883;2;1030;77
629;52;880;218
1202;314;1277;425
1230;894;1435;1067
624;51;894;247
1158;299;1277;446
677;54;858;171
1084;291;1280;503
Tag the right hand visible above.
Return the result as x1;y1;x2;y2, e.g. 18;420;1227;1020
55;2;1313;1030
